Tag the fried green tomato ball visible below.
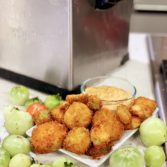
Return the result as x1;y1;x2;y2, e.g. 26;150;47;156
31;121;67;153
63;127;91;154
64;102;93;129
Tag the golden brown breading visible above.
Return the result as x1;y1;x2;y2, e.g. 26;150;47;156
130;104;153;120
33;109;52;125
110;120;124;141
31;121;67;153
51;101;70;123
116;104;132;125
64;102;93;129
66;94;102;111
59;101;70;110
63;127;91;154
87;95;102;111
92;107;117;127
51;107;65;124
90;121;124;148
90;122;112;147
87;142;113;159
124;116;141;130
134;96;157;111
66;94;88;104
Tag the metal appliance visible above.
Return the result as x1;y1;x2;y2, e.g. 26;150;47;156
0;0;133;95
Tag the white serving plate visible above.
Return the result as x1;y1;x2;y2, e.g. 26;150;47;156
27;126;138;167
26;108;158;167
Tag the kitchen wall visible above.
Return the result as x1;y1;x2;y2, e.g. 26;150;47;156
130;10;167;34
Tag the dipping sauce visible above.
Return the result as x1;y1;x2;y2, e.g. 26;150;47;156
85;86;134;110
85;86;131;101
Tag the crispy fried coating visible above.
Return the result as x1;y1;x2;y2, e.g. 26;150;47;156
51;101;70;123
110;120;124;141
91;107;124;145
90;122;112;147
116;104;132;125
87;95;102;111
66;94;102;111
66;94;88;104
124;116;141;130
90;121;124;148
33;109;52;125
87;142;113;159
134;96;157;111
130;104;153;120
59;101;70;110
31;121;67;153
130;97;157;121
92;107;117;127
64;102;93;129
63;127;91;154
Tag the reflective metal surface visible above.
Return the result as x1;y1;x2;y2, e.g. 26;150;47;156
0;0;72;89
73;0;132;89
0;0;132;90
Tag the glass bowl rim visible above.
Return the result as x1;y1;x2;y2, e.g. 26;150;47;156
80;75;137;103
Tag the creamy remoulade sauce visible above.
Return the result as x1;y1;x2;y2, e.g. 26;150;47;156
85;86;134;110
85;86;131;101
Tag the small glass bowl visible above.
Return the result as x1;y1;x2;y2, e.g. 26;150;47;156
81;76;137;110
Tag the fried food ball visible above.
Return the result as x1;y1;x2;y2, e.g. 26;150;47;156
31;121;67;153
130;104;153;120
90;122;112;147
64;102;93;129
90;121;124;148
134;96;157;111
33;109;52;125
66;94;102;111
124;116;141;130
51;101;70;123
87;142;113;159
116;104;132;125
66;94;88;104
110;120;124;141
87;95;102;111
63;127;91;154
92;107;117;126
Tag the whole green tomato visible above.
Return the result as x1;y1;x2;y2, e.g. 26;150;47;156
9;153;32;167
109;146;145;167
0;147;11;167
4;106;33;135
145;146;166;167
139;117;167;146
52;157;75;167
10;85;29;106
2;134;31;156
44;94;62;110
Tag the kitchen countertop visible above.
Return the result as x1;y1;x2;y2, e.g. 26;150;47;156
0;33;161;166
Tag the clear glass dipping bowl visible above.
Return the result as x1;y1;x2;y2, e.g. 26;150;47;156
81;76;137;110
